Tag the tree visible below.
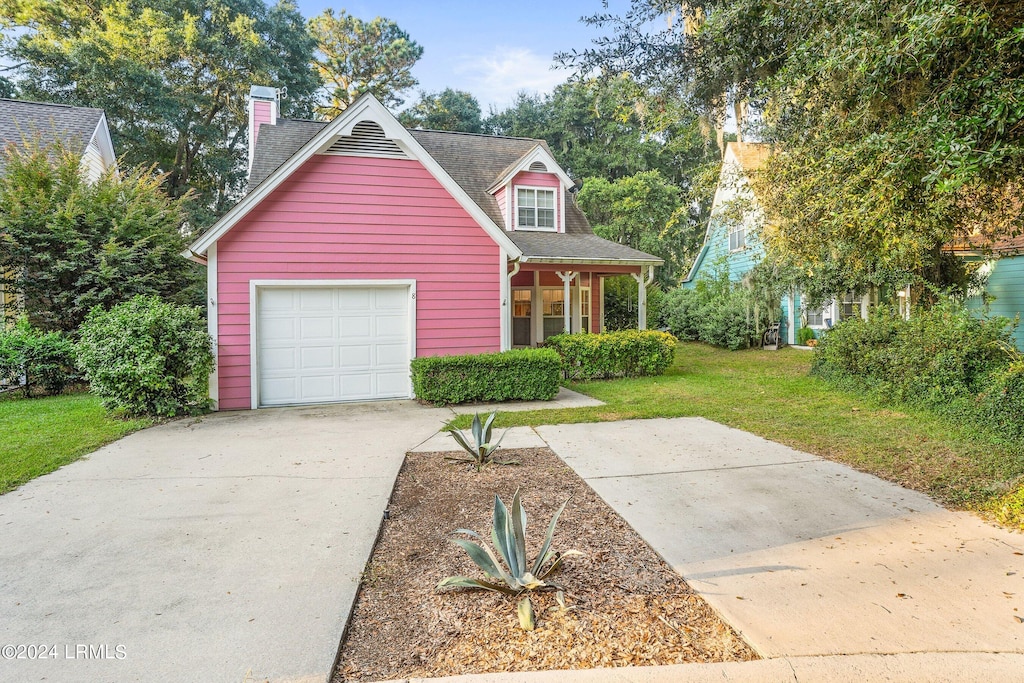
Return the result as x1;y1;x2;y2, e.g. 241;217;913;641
564;1;1024;294
399;88;484;133
0;139;197;332
1;0;321;229
577;171;692;287
309;9;423;119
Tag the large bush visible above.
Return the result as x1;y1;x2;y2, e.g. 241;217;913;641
545;330;677;381
812;301;1023;442
410;348;561;406
663;278;774;350
76;296;214;417
0;318;76;396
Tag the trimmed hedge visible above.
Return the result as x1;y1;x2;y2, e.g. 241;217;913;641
545;330;677;381
0;318;77;397
410;348;562;406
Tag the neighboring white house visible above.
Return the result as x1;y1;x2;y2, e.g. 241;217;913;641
0;98;117;325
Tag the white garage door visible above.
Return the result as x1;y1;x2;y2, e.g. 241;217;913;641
256;285;412;407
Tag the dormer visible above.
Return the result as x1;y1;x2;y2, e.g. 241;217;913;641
487;145;574;233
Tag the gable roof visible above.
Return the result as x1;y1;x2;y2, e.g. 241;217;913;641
237;106;660;265
0;99;108;176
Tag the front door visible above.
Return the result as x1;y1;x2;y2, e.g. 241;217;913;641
512;289;532;346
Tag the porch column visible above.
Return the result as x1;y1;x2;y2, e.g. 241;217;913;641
556;271;576;333
631;265;654;330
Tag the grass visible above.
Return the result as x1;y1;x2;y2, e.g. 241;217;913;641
0;391;152;494
450;343;1024;519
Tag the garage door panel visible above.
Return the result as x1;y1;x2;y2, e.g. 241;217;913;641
299;316;335;340
257;285;412;407
338;288;372;309
375;343;409;367
261;347;298;371
300;346;335;370
340;345;372;368
260;289;296;311
375;288;408;309
375;314;408;337
261;377;298;404
339;316;372;339
376;372;411;396
299;288;334;310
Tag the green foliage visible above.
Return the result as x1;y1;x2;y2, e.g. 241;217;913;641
0;139;197;331
309;8;423;118
1;0;321;227
447;412;513;471
663;275;774;350
600;276;667;332
812;301;1023;442
399;88;484;133
577;171;691;286
796;327;816;345
76;296;214;417
544;330;677;381
566;1;1024;293
410;349;561;406
437;490;580;600
0;318;76;397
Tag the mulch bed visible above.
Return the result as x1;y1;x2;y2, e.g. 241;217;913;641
332;448;757;682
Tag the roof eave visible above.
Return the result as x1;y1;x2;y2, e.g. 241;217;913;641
521;256;663;267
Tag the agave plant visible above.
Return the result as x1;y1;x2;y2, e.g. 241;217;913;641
437;490;581;629
438;490;580;588
446;411;513;471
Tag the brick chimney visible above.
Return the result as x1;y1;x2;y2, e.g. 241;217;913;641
248;85;280;172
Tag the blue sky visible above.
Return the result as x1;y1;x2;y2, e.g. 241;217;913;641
295;0;633;113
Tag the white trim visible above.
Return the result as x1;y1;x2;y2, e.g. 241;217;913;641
514;185;558;232
499;250;510;351
487;145;574;193
248;278;417;410
207;244;219;410
193;93;522;259
90;114;118;174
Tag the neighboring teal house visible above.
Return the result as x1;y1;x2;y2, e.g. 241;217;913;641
956;234;1024;350
682;142;886;344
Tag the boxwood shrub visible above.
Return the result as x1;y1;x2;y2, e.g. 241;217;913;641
76;296;214;417
410;348;561;406
545;330;677;381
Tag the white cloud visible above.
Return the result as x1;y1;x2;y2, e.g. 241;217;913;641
453;47;569;112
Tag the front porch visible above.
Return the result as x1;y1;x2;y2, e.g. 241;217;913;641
506;262;654;348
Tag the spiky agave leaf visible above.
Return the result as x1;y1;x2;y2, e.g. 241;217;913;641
437;575;517;595
510;490;528;578
481;411;496;445
518;596;536;631
450;537;514;588
531;497;571;577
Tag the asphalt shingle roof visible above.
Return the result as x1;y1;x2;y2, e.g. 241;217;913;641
0;99;105;176
246;119;661;264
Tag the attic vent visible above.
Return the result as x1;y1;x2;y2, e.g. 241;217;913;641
529;161;548;172
321;120;408;159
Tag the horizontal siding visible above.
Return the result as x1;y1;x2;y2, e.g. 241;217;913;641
216;154;501;409
968;255;1024;350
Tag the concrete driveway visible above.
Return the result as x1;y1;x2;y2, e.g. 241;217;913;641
537;418;1024;661
0;401;449;683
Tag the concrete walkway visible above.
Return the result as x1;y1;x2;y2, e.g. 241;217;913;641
536;418;1024;660
0;401;450;683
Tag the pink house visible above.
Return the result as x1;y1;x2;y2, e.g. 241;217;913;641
186;87;662;410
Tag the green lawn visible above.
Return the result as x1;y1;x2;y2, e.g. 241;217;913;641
452;343;1024;518
0;392;151;494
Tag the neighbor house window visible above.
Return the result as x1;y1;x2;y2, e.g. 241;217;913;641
517;187;556;230
805;306;825;327
728;223;746;251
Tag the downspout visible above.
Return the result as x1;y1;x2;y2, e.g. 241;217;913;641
507;258;521;348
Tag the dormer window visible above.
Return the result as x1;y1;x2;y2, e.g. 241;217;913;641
517;187;556;231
